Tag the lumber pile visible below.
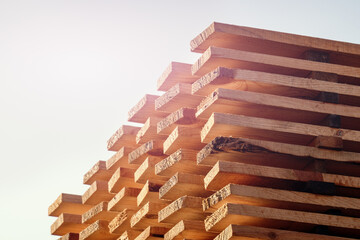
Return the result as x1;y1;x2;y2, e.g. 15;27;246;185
49;22;360;240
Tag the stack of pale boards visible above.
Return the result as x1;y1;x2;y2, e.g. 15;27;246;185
48;22;360;240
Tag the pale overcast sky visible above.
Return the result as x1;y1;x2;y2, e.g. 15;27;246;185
0;0;359;239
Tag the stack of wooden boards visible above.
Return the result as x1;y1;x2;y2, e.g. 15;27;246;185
48;22;360;240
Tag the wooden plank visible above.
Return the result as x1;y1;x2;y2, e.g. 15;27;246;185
128;140;164;165
163;126;206;155
203;183;360;213
155;83;203;112
197;136;360;172
216;224;357;240
137;180;170;207
82;180;115;205
128;94;168;124
108;168;143;193
136;117;167;144
106;147;137;171
196;88;360;123
83;160;114;185
204;161;360;191
158;196;206;224
134;226;169;240
49;193;92;217
190;22;360;65
108;187;141;212
108;209;135;234
82;201;118;224
155;148;210;177
57;233;79;240
164;220;217;240
157;108;205;135
159;172;213;200
51;213;88;236
205;203;360;232
134;157;168;184
79;220;119;240
117;230;142;240
157;62;198;92
192;46;360;78
201;113;360;152
192;67;360;105
107;125;140;151
130;202;171;230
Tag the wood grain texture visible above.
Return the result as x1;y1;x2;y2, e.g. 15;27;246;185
57;233;79;240
82;180;115;205
136;117;166;144
137;180;170;207
49;193;92;217
134;157;168;184
108;168;142;193
107;187;141;212
155;83;203;112
107;125;140;151
155;148;210;177
51;213;88;236
130;202;171;230
128;140;165;165
106;147;137;171
163;126;206;155
83;160;114;185
192;46;360;78
205;203;360;232
215;224;357;240
158;196;206;224
81;201;118;224
204;161;360;191
128;94;168;124
108;209;135;234
190;22;360;66
79;220;118;240
164;220;217;240
157;62;198;92
134;226;169;240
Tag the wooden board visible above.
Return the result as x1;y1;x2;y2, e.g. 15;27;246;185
155;83;203;112
197;136;360;170
157;108;205;135
51;213;88;236
204;161;360;191
137;180;170;207
203;183;360;213
134;226;169;240
136;117;167;144
49;193;92;217
57;233;79;240
108;209;135;234
163;126;206;155
107;187;141;212
192;67;360;100
107;125;140;151
134;157;168;184
128;140;165;165
128;94;168;124
84;160;114;185
157;62;199;92
106;147;137;171
190;22;360;64
82;201;118;224
215;224;357;240
130;202;171;230
79;220;119;240
159;172;213;200
201;112;360;151
155;148;210;177
192;46;360;78
196;88;360;124
108;168;143;193
205;203;360;232
117;230;142;240
164;220;217;240
82;180;115;205
158;196;206;224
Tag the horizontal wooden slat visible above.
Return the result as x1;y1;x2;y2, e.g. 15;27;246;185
164;220;217;240
107;187;140;212
108;168;142;193
84;161;114;185
82;181;115;205
82;201;118;224
107;125;140;151
49;193;92;217
51;213;88;236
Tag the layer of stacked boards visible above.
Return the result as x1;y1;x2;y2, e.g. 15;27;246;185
48;22;360;240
